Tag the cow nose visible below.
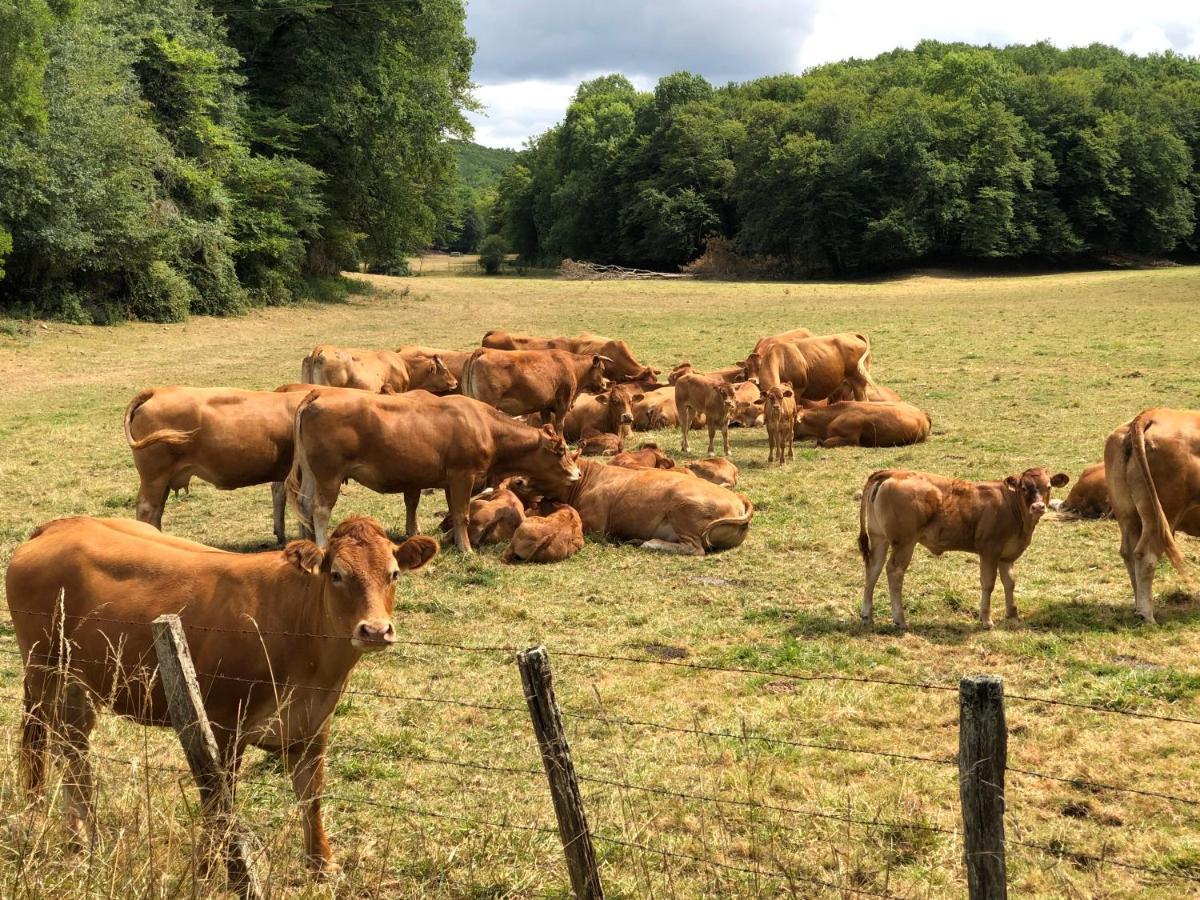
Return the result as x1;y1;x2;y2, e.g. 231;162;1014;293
620;413;633;424
353;620;396;650
1031;501;1046;516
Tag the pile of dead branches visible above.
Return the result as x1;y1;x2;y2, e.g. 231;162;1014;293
558;258;693;280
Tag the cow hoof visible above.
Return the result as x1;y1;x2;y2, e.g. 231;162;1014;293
312;859;342;878
980;619;994;630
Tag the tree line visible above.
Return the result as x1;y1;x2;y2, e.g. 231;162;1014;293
488;42;1200;276
0;0;473;322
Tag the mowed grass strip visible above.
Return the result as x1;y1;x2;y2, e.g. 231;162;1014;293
0;265;1198;897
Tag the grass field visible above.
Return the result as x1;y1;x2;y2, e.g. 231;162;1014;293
1;265;1199;898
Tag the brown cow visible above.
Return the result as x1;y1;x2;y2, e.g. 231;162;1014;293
578;428;624;456
481;330;657;381
681;458;740;487
668;361;748;385
302;345;458;394
394;346;472;392
675;373;736;456
287;390;581;551
1056;462;1110;519
750;327;815;359
7;515;437;870
858;467;1069;627
827;381;903;403
550;458;753;555
752;333;874;399
125;386;313;543
757;384;797;464
501;502;585;563
633;390;682;430
794;401;931;448
730;380;763;428
609;443;677;470
563;383;644;442
437;479;526;548
461;347;609;435
1105;408;1200;624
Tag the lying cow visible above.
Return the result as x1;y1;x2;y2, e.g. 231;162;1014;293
501;502;585;563
7;515;437;870
287;390;581;550
301;345;458;394
549;458;753;555
1055;462;1110;519
481;330;657;381
752;332;874;400
438;479;526;548
730;380;763;427
461;347;608;435
633;391;692;430
758;384;797;464
681;457;740;487
609;443;676;470
675;373;736;456
827;381;903;403
125;386;314;542
564;383;644;441
394;346;472;392
1105;408;1200;624
859;467;1069;627
578;428;623;456
794;401;931;447
668;361;748;385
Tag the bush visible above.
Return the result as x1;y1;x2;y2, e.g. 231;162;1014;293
477;234;508;275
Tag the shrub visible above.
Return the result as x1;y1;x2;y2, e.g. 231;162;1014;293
477;234;508;275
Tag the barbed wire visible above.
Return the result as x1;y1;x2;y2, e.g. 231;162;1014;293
1006;766;1199;807
1010;837;1200;883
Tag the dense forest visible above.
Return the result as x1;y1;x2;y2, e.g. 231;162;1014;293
0;0;473;322
443;141;517;253
488;42;1200;276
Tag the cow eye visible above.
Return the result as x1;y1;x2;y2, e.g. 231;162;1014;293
389;570;400;582
331;571;343;583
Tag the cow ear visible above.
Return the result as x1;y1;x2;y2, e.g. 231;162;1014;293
753;397;765;405
633;393;645;402
379;384;396;395
783;389;793;398
1004;475;1019;491
1050;472;1070;488
395;535;439;571
539;424;557;439
594;394;609;404
433;355;447;371
284;540;324;575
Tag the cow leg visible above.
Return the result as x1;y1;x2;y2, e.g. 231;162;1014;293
999;560;1018;620
860;533;889;624
766;426;775;464
820;436;857;448
640;538;705;556
58;681;97;850
309;478;341;547
445;474;474;553
786;423;795;460
1116;516;1141;605
403;489;421;537
679;406;691;453
21;682;50;800
885;541;915;628
135;476;171;530
1132;543;1160;625
271;481;287;544
706;421;717;456
978;555;999;628
722;422;731;457
283;735;338;875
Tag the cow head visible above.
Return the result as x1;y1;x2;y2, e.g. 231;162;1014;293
584;356;612;393
668;362;694;385
523;425;583;493
715;382;737;421
421;356;458;394
741;353;762;382
755;384;794;419
595;385;643;434
1004;468;1071;522
284;516;438;652
730;400;762;427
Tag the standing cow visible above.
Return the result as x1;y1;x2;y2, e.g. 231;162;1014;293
858;467;1069;627
752;332;874;400
757;384;797;464
8;515;437;871
1105;408;1200;624
461;347;609;435
675;373;736;456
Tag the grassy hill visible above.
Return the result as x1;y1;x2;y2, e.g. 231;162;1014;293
451;140;517;198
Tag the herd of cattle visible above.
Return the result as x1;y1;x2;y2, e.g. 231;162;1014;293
5;323;1199;875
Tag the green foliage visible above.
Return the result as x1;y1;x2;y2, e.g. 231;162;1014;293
477;234;507;275
493;45;1200;274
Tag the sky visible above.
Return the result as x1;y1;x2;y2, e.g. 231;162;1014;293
464;0;1200;148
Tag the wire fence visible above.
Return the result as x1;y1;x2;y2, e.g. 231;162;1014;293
2;608;1198;896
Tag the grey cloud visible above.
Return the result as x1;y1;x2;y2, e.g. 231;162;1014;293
467;0;820;84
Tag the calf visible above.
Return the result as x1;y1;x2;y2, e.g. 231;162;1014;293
125;386;311;542
858;467;1069;628
564;383;644;441
752;332;873;400
1105;408;1200;624
394;346;473;393
730;380;763;428
302;345;457;394
675;373;736;456
461;347;609;435
438;479;526;548
8;515;437;870
1056;462;1110;519
482;330;658;381
501;502;585;563
757;384;797;464
287;390;581;550
609;443;677;470
794;401;931;447
550;458;753;555
681;458;740;487
578;428;624;456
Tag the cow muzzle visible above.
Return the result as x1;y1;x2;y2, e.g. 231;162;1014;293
352;620;396;651
1030;501;1046;517
619;413;633;425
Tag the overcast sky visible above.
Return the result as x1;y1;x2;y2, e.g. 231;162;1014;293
464;0;1200;148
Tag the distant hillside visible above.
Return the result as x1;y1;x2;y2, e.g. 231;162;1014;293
452;141;517;197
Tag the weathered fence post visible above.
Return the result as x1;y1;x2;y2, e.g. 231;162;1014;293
152;614;263;900
959;674;1007;900
517;646;603;900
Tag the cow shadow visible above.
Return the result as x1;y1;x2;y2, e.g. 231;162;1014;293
780;607;979;646
1021;592;1200;633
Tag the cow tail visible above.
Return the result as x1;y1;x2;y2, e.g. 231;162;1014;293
856;333;876;385
286;390;320;534
1129;414;1186;575
859;471;890;563
124;388;197;450
461;348;485;399
702;495;754;551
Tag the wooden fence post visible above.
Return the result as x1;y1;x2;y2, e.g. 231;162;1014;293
517;646;603;900
153;614;263;900
959;674;1007;900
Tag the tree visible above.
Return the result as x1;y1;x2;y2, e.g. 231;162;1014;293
478;234;507;275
